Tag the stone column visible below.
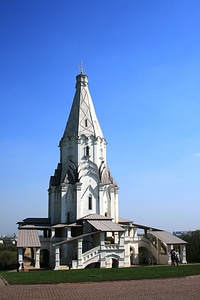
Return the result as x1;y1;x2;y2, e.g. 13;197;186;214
124;240;129;267
18;248;23;270
167;244;172;264
54;246;60;270
133;227;138;239
77;238;83;269
100;232;106;268
35;248;40;268
119;231;125;268
51;228;55;238
119;231;125;248
133;244;139;264
181;244;187;264
100;232;105;248
67;227;71;238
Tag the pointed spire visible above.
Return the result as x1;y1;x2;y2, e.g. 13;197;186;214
63;72;104;139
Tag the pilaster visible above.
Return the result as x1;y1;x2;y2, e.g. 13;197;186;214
75;182;82;220
99;184;104;216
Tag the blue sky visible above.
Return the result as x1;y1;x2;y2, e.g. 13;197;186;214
0;0;200;235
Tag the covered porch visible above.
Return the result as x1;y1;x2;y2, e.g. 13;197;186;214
53;217;126;270
17;228;41;270
149;230;187;264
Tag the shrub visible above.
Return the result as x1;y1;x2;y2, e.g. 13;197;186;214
0;246;17;270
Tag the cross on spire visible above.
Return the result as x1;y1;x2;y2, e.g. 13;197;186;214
78;60;86;74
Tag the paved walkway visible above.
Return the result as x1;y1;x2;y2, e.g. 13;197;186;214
0;275;200;300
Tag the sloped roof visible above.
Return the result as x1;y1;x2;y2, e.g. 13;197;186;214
17;229;41;248
118;217;133;224
87;220;124;232
150;231;187;244
80;214;112;220
17;217;51;226
18;224;50;230
51;224;68;228
133;223;163;231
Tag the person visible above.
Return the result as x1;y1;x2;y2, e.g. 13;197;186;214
170;249;175;266
17;261;20;272
148;257;152;266
174;249;179;265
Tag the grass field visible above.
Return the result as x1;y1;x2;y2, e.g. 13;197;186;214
0;264;200;285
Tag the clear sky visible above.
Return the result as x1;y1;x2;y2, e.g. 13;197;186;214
0;0;200;236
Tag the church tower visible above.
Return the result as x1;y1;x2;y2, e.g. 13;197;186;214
48;71;119;225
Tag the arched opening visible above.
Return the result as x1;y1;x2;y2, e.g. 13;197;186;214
106;257;119;268
23;247;35;268
112;259;118;268
85;262;100;268
40;249;49;268
139;247;149;264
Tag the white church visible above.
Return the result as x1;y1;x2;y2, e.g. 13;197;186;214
17;69;187;270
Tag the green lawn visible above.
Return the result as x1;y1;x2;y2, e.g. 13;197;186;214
0;264;200;285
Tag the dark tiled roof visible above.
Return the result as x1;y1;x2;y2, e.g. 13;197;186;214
23;225;50;229
17;218;51;226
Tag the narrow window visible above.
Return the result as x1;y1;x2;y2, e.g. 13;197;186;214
67;212;70;223
85;119;88;127
86;146;90;156
88;196;92;210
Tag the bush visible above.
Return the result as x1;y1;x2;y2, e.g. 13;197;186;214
0;245;17;270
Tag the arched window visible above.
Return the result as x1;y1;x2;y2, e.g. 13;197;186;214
88;196;92;210
86;146;90;156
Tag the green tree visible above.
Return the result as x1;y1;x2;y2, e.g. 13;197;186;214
0;244;17;270
180;230;200;263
